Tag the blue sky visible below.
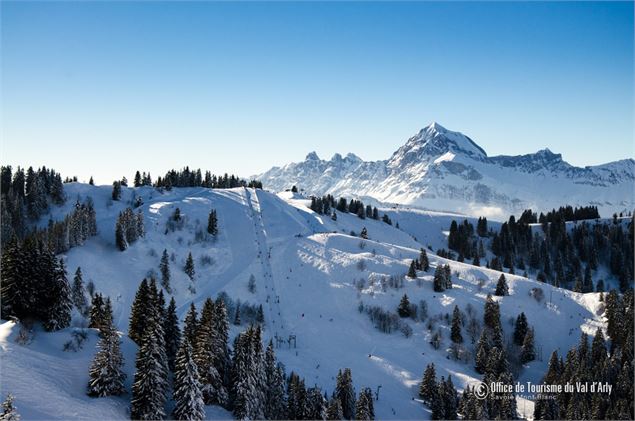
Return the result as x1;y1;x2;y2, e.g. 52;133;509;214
1;1;633;183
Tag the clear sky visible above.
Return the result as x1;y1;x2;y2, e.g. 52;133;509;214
1;1;633;184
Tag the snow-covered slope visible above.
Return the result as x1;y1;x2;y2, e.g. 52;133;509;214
256;122;635;219
1;184;607;419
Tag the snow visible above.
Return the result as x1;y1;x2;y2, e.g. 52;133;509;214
1;183;608;420
255;123;635;219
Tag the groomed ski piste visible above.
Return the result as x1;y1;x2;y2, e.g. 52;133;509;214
0;183;606;420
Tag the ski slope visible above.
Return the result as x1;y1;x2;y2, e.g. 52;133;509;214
0;183;607;420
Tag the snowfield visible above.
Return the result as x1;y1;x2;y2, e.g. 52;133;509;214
0;183;607;420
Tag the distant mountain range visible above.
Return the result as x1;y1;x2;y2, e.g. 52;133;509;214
256;122;635;218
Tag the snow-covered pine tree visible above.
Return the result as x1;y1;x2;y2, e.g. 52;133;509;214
71;267;87;311
335;368;355;420
115;221;127;251
419;363;436;404
0;238;23;320
212;297;231;401
264;341;286;420
207;209;218;236
184;252;195;280
89;293;105;330
44;258;72;331
495;274;509;296
183;303;199;350
397;294;411;318
306;387;326;420
430;378;445;420
450;305;463;344
520;328;535;363
442;376;457;420
164;297;181;372
111;181;121;201
326;397;343;420
130;285;169;420
172;338;205;421
474;330;489;374
419;248;430;271
0;393;19;421
248;274;256;294
135;210;144;238
286;372;307;420
159;249;171;292
194;298;226;406
354;388;372;421
129;279;151;345
87;314;126;397
513;312;528;346
483;294;501;330
433;265;445;292
249;325;267;419
407;260;417;279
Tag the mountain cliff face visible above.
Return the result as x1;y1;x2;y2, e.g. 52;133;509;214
256;123;635;218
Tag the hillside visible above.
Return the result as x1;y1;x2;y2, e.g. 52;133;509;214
0;183;608;420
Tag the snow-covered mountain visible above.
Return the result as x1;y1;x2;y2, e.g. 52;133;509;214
256;123;635;219
0;183;608;419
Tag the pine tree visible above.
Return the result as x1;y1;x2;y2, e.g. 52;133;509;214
194;298;226;406
115;221;127;251
442;376;457;420
335;368;356;420
134;171;142;188
494;274;508;296
407;260;417;279
129;279;150;345
159;249;171;292
87;315;126;397
234;305;241;326
520;328;535;363
430;380;445;420
419;248;430;271
89;176;94;185
326;397;344;420
44;258;72;331
183;303;198;346
419;363;436;404
264;341;286;420
172;339;205;421
483;294;501;330
164;297;181;372
475;330;490;374
232;326;266;420
286;372;307;420
130;287;169;420
513;312;528;346
207;209;218;236
397;294;411;318
433;265;446;292
111;181;121;201
0;393;19;421
354;388;372;421
360;227;368;240
0;237;24;320
306;387;327;420
89;293;106;330
450;305;463;344
184;252;195;280
71;266;87;311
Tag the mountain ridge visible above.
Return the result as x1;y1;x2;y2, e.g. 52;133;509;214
256;122;635;218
